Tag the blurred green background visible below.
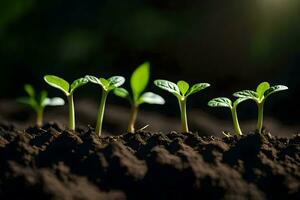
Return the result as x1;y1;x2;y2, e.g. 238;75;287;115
0;0;299;124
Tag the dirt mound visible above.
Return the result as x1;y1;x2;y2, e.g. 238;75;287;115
0;123;299;200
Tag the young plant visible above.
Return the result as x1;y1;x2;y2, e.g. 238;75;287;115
233;82;288;134
208;97;251;136
85;75;125;136
154;80;210;133
113;62;165;133
44;75;88;130
18;84;65;127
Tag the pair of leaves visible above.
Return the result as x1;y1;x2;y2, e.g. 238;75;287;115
85;75;125;91
209;82;288;109
208;97;251;109
114;62;165;105
44;75;88;96
114;88;165;105
233;82;288;103
19;84;65;111
154;80;210;99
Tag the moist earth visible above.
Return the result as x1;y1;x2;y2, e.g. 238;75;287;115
0;122;299;200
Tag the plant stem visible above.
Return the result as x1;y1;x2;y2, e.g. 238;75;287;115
96;90;108;137
127;105;138;133
36;108;44;127
231;107;242;136
178;98;189;133
257;102;264;134
68;94;75;131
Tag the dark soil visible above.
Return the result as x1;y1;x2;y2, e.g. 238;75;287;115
0;122;299;200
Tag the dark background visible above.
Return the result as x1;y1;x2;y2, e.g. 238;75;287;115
0;0;299;127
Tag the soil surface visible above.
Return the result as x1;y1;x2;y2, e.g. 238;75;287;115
0;122;299;200
1;99;298;137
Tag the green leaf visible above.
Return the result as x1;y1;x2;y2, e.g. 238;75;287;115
208;97;232;108
264;85;288;98
113;88;130;99
233;90;258;100
70;77;88;93
99;78;110;89
18;97;37;108
233;97;252;107
154;80;180;97
38;90;48;106
43;97;65;106
107;76;125;90
86;75;125;91
131;62;150;101
256;82;270;100
44;75;70;95
177;80;189;95
138;92;165;105
85;75;102;85
86;76;109;89
186;83;210;96
24;84;35;97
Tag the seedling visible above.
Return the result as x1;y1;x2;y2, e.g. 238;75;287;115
18;84;65;127
44;75;88;130
233;82;288;134
113;62;165;133
208;97;251;136
85;75;125;136
154;80;210;133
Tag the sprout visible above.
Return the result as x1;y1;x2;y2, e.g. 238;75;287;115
85;75;125;136
208;97;251;136
154;79;210;133
44;75;88;130
18;84;65;127
113;62;165;133
234;82;288;134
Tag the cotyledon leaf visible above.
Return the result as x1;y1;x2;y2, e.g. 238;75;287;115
18;97;37;109
24;84;35;97
264;85;288;98
233;90;258;100
186;83;210;96
233;97;252;107
131;62;150;101
113;88;130;99
38;90;48;105
43;97;65;106
100;78;110;89
138;92;165;105
85;75;102;85
107;76;125;89
86;75;125;91
177;80;189;96
208;97;232;108
70;78;88;93
256;82;270;100
44;75;70;95
154;80;180;97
